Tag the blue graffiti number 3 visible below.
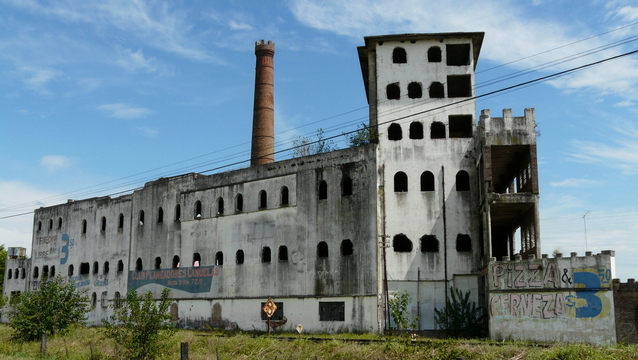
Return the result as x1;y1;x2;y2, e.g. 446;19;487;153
572;271;602;319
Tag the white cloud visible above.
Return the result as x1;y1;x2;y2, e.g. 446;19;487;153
115;46;166;74
570;136;638;174
228;19;253;31
18;66;61;93
98;103;153;119
40;155;73;172
549;178;600;188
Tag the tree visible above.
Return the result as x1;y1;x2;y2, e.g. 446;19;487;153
0;244;6;291
8;277;90;341
102;288;176;360
345;123;378;147
388;290;418;330
292;128;337;157
434;287;485;338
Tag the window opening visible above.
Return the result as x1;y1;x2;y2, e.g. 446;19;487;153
260;302;284;321
8;269;11;279
428;46;442;62
430;122;446;139
175;204;181;221
262;247;271;263
91;292;97;307
118;213;124;229
456;170;470;191
342;177;353;196
236;194;243;212
278;246;288;261
58;217;63;229
392;47;407;63
388;123;402;140
449;115;473;138
409;122;423;139
407;82;422;99
421;235;439;252
317;241;329;258
21;268;25;279
429;82;444;98
236;250;245;264
103;261;109;274
93;261;99;274
456;234;472;251
157;207;164;223
101;291;108;308
172;255;180;269
420;171;435;191
136;258;143;271
446;43;471;66
341;239;353;256
101;217;106;232
394;172;408;192
33;266;39;278
386;83;400;100
82;219;87;234
259;190;267;209
50;265;55;277
14;268;18;279
215;251;223;266
80;262;90;275
319;302;345;321
43;265;49;278
195;201;202;219
393;234;413;252
48;219;53;230
117;260;124;272
319;181;328;200
281;186;289;206
155;257;162;269
194;253;202;267
37;221;41;231
217;197;224;215
447;75;471;97
114;292;121;308
138;211;145;225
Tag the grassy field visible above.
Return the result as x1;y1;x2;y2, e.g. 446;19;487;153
0;325;636;360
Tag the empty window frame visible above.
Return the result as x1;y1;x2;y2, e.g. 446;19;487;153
386;83;400;100
138;211;145;225
342;177;353;196
281;186;289;206
7;269;11;279
58;217;63;229
217;197;224;215
215;251;223;266
194;253;202;267
195;201;202;219
155;257;162;269
175;204;181;221
114;292;121;308
48;219;53;230
172;255;180;269
409;122;423;139
420;171;435;191
421;235;439;252
236;250;245;264
21;268;25;279
136;258;143;271
319;301;345;321
98;217;105;232
388;123;403;141
157;207;164;223
318;181;328;200
429;82;444;98
430;122;446;139
43;265;49;277
394;172;408;192
80;262;90;275
278;246;288;261
456;170;470;191
392;47;407;63
428;46;442;62
260;302;284;320
393;234;413;252
447;75;472;98
341;239;353;256
449;115;473;138
117;260;124;272
15;268;19;279
103;261;109;274
91;292;97;307
37;221;41;231
446;43;471;66
456;234;472;251
93;261;99;274
33;266;39;278
262;247;272;263
101;291;108;308
236;194;244;212
317;241;329;258
259;190;267;209
407;82;422;99
50;265;55;277
118;213;124;229
82;219;87;234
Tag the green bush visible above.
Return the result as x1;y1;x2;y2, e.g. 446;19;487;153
434;287;485;338
388;290;418;330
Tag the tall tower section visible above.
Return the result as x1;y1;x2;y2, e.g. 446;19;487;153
358;33;485;330
251;40;275;166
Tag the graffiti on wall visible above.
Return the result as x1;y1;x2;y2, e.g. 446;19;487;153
128;266;220;293
59;234;75;264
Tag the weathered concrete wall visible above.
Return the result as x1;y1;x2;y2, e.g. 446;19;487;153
488;252;616;344
613;279;638;343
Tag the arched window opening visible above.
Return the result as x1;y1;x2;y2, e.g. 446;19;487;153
318;181;328;200
259;190;267;209
138;211;145;225
317;241;329;258
117;260;124;272
193;253;202;267
342;177;353;196
278;246;288;261
428;46;442;62
172;255;180;269
262;247;272;263
80;262;89;275
157;207;164;223
93;261;99;274
114;292;122;308
103;262;109;274
43;265;49;278
48;219;53;230
236;250;245;265
388;123;402;141
409;122;423;139
392;47;407;63
33;266;39;279
133;258;141;271
8;269;11;279
407;82;422;99
456;170;470;191
21;268;25;279
216;251;224;266
50;265;55;277
118;213;124;229
217;197;224;215
421;235;439;252
101;216;106;232
58;217;63;229
236;194;244;212
174;204;181;221
420;171;435;191
195;201;202;219
14;268;19;279
394;172;408;192
281;186;289;206
430;122;446;139
341;239;353;256
429;82;444;98
456;234;472;251
37;221;42;231
155;257;162;269
82;219;87;234
393;234;413;252
91;292;97;307
386;83;400;100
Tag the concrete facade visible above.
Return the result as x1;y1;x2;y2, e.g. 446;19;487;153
613;279;638;343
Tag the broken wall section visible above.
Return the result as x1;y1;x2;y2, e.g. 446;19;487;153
613;278;638;343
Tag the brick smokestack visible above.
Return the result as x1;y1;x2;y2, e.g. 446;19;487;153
251;40;275;166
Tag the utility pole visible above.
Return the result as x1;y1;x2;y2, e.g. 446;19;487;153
583;211;590;252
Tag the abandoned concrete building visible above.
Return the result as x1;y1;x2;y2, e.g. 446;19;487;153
2;32;622;343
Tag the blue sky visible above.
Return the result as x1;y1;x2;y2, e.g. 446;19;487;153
1;0;637;280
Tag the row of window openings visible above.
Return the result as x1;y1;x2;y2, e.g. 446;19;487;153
387;116;473;141
386;76;471;100
394;170;470;192
262;301;346;322
66;260;125;277
391;44;471;66
393;234;472;252
89;291;122;308
133;240;354;271
37;217;63;231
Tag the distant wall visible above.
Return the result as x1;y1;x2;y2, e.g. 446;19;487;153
488;251;616;344
613;279;638;344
